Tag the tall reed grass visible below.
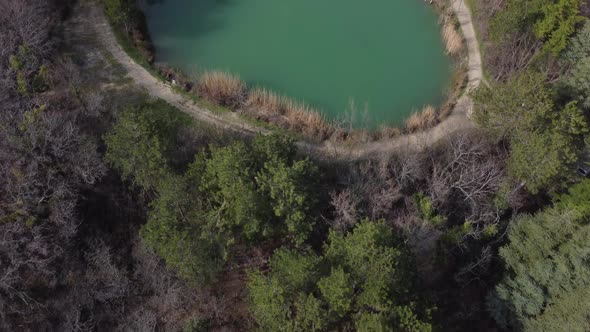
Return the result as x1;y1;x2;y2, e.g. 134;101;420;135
405;105;437;132
442;22;463;55
245;88;334;139
196;71;246;108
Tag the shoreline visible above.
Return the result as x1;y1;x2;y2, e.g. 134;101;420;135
90;0;483;160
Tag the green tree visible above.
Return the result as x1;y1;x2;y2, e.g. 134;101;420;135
200;134;318;245
104;107;169;190
257;158;319;245
561;57;590;110
534;0;583;55
200;141;270;243
248;221;431;331
140;174;224;284
562;18;590;65
104;0;133;30
489;180;590;331
473;72;588;192
490;0;546;40
104;101;187;190
490;0;582;55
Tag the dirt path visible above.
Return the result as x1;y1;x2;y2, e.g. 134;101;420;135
451;0;485;91
90;1;483;161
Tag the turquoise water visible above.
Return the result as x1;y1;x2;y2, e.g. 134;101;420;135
145;0;452;128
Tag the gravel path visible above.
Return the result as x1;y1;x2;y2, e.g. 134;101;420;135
90;1;483;161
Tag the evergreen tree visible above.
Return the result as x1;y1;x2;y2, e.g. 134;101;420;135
248;221;432;331
489;180;590;331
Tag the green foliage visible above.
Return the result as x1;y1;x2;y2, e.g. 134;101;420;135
200;134;318;245
104;100;188;190
251;133;297;165
413;192;445;226
441;221;472;245
248;270;292;331
473;72;589;193
104;108;168;189
200;141;269;242
248;221;431;331
32;65;49;93
489;181;590;331
490;0;545;40
317;267;353;318
141;174;224;284
104;0;133;26
491;0;582;55
561;57;590;110
107;121;320;282
19;104;46;132
292;293;327;331
562;18;590;65
556;179;590;217
257;158;318;244
183;317;211;332
534;0;583;55
9;45;37;95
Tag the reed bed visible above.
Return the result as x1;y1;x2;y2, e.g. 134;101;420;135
196;71;246;108
442;21;463;55
189;68;460;143
245;88;335;139
405;105;438;132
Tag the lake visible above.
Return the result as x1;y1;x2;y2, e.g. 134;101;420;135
145;0;452;128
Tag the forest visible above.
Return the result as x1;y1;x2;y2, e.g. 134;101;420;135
1;0;590;331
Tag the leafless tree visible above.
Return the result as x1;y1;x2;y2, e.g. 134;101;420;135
329;189;359;232
85;240;130;303
427;131;506;232
380;146;426;192
124;306;158;332
0;0;53;58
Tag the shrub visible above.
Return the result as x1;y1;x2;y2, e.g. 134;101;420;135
196;71;246;108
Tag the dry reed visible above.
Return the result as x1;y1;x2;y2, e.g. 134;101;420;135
442;22;463;55
405;105;437;132
196;71;246;108
245;88;334;139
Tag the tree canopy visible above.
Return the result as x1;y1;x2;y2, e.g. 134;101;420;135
491;0;583;55
248;221;432;331
489;180;590;331
473;71;588;192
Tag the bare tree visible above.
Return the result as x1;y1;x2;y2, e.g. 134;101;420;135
329;189;359;233
427;131;507;235
85;240;130;303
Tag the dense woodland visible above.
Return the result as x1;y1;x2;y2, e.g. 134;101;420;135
1;0;590;331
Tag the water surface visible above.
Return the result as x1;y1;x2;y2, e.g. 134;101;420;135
145;0;452;128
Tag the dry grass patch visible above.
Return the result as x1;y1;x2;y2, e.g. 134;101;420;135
442;22;463;55
378;126;402;140
245;88;335;139
405;105;438;132
196;71;246;108
245;88;287;115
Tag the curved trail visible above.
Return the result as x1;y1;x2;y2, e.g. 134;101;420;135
90;0;483;161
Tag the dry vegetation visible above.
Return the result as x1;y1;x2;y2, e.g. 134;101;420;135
196;71;246;109
442;21;464;55
405;105;438;132
195;70;466;142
